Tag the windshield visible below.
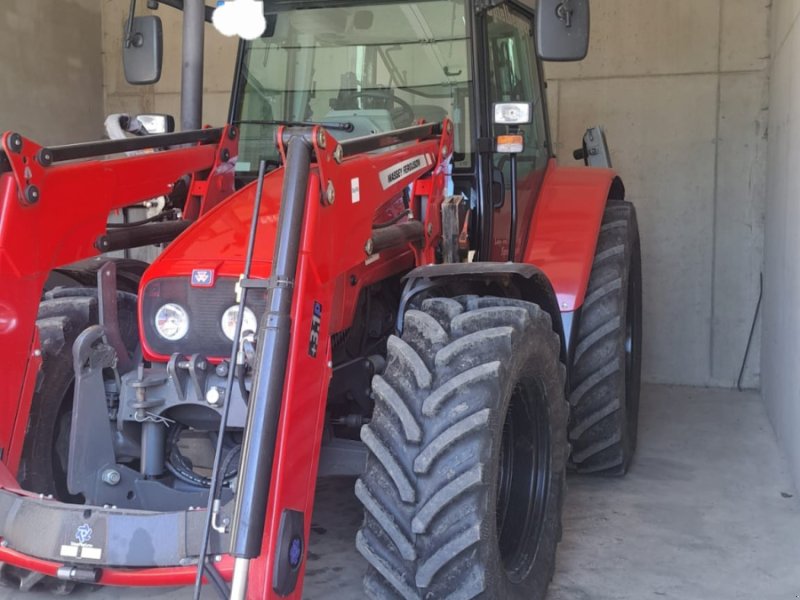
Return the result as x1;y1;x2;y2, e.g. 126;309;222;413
232;0;471;176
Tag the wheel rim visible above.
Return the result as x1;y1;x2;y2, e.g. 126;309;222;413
495;380;551;582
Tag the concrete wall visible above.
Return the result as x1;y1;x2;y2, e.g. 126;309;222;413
100;1;770;388
546;1;769;388
763;0;800;486
0;0;104;144
102;0;238;125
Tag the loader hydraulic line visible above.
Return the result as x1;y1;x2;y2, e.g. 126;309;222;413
192;158;269;600
229;128;315;598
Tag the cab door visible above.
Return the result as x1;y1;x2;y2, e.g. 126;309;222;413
484;3;551;261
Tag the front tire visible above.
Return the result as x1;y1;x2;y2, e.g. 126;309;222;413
357;296;567;599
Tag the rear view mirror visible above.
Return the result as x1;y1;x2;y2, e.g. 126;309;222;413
536;0;590;62
123;16;163;85
136;114;175;135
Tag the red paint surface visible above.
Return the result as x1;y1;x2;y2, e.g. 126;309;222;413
523;160;617;311
0;122;453;598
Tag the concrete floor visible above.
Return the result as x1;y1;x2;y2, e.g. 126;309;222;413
2;384;799;599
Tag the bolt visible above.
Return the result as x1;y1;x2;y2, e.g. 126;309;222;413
38;149;53;166
325;180;335;205
561;302;569;309
206;386;223;406
8;134;22;153
317;129;327;149
33;349;41;357
427;223;433;236
101;469;121;486
333;144;344;164
364;239;375;256
214;555;222;563
442;145;449;157
0;540;8;548
216;362;229;377
23;185;40;205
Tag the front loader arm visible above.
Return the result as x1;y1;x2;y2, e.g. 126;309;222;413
231;121;453;599
0;127;237;473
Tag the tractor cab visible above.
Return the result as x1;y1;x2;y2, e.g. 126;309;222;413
228;0;583;261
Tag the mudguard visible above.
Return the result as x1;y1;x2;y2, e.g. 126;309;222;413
523;160;624;312
402;262;567;362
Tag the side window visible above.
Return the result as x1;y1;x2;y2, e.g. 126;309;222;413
486;5;549;177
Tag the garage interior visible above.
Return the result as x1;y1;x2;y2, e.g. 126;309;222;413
1;0;799;599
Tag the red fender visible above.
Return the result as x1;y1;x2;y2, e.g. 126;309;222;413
523;159;620;312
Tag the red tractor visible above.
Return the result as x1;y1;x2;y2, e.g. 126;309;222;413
0;0;641;598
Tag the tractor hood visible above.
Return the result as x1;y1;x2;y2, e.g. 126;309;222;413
137;167;287;361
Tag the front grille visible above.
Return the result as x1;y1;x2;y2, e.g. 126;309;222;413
141;276;267;359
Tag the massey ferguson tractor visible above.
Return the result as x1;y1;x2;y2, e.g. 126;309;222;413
0;0;641;598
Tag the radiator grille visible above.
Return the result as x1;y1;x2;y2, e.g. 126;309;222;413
141;276;267;358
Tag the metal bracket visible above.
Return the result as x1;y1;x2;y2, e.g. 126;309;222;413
97;261;134;374
68;326;121;499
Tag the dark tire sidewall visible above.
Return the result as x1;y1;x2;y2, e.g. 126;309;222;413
486;324;567;599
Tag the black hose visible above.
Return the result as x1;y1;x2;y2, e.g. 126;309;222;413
737;272;763;391
236;364;250;405
202;563;230;600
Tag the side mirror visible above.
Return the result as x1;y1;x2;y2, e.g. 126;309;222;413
136;114;175;135
123;16;164;85
536;0;590;62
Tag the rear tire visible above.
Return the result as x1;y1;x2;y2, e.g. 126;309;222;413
357;295;567;599
568;199;642;475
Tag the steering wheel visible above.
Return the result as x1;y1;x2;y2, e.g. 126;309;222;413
345;91;416;128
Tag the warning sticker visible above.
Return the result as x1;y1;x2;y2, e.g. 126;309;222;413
378;154;433;190
351;177;361;203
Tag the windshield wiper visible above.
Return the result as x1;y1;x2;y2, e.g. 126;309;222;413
234;119;354;132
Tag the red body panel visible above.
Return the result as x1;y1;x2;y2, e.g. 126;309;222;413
523;160;617;311
140;125;452;599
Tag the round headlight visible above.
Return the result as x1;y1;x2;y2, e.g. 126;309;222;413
154;303;190;341
221;305;258;341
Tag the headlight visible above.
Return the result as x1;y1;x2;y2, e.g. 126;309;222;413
221;305;258;341
154;303;190;341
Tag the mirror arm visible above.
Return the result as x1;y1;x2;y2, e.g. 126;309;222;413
125;0;137;48
152;0;216;23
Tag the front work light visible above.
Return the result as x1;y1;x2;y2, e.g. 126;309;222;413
493;102;533;125
154;303;190;341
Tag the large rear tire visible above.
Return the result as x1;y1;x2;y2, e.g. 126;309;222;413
568;199;642;475
357;295;567;599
